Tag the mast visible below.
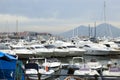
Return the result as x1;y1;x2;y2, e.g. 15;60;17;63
103;1;112;38
103;1;107;37
94;22;96;38
16;20;18;34
90;26;93;37
16;20;19;40
77;27;78;37
5;21;9;42
88;24;91;38
72;28;75;38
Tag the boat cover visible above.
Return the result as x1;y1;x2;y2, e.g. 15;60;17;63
0;51;24;80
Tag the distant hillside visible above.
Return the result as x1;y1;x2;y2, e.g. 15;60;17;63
59;23;120;38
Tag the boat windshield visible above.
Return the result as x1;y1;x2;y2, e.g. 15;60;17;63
72;57;84;64
44;45;55;49
35;46;45;49
67;46;76;48
57;47;63;49
14;47;25;49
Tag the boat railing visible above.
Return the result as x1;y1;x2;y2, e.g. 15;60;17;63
25;73;120;80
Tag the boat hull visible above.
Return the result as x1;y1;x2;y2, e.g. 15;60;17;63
85;50;109;56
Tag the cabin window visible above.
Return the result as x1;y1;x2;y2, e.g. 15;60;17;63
67;46;76;48
84;45;90;47
104;44;110;47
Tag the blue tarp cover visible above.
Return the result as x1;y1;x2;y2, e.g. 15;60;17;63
0;52;17;80
0;51;16;60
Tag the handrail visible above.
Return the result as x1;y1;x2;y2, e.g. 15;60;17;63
25;73;120;80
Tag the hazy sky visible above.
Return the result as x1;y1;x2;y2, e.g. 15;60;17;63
0;0;120;33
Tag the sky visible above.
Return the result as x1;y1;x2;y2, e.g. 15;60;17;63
0;0;120;34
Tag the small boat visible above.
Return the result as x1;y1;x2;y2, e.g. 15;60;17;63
42;58;61;72
25;62;54;80
69;57;84;69
86;58;102;70
102;67;120;80
70;57;102;70
74;65;100;79
102;61;120;80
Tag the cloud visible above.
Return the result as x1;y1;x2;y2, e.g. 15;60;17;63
0;14;120;33
0;14;76;33
0;14;61;23
0;14;30;23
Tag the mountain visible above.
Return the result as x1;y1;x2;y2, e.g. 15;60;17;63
59;23;120;38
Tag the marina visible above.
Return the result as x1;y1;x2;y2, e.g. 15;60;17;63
0;34;120;80
0;32;120;80
1;0;120;80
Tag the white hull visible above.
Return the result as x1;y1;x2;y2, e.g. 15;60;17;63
53;52;68;57
25;69;54;80
68;51;85;56
85;50;109;55
35;52;54;57
16;54;35;58
109;50;120;55
102;68;120;80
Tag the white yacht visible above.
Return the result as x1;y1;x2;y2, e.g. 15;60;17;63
0;43;16;56
44;44;69;57
83;43;110;55
54;46;69;57
53;40;85;57
99;41;120;55
10;44;34;58
75;40;110;55
26;44;53;57
114;38;120;47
